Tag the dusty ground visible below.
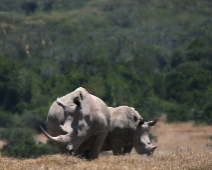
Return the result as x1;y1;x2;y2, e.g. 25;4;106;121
150;116;212;153
0;128;6;149
34;134;48;144
0;140;6;148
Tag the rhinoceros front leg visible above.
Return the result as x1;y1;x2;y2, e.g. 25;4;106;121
73;143;91;158
89;132;107;159
101;136;111;151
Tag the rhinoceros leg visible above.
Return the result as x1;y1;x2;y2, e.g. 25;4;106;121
109;138;125;155
74;143;91;159
101;136;111;151
89;132;107;159
80;149;90;159
122;145;133;154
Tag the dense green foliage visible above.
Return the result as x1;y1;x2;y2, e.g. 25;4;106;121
0;128;55;158
0;0;211;157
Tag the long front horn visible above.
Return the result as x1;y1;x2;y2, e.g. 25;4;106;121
40;126;71;147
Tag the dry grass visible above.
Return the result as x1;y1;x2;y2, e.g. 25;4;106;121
1;116;212;169
0;150;212;170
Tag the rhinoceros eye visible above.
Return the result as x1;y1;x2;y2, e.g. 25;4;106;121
139;141;144;145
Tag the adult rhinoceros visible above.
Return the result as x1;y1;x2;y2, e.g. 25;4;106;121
101;106;158;155
41;87;111;159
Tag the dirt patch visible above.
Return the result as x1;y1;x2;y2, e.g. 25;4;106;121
0;140;6;148
34;133;48;144
0;128;6;149
150;116;212;153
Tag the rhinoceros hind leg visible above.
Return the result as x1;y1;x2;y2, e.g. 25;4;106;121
122;145;133;155
110;138;125;155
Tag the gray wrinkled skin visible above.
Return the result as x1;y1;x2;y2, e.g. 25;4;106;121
101;106;158;155
42;87;111;159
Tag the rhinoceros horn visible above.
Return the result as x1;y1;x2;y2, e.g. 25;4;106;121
40;126;71;147
147;118;158;126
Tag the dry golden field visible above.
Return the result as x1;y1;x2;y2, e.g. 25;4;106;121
1;117;212;170
0;150;212;170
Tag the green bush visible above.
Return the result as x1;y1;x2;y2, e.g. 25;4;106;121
165;103;193;122
0;109;12;127
0;127;55;158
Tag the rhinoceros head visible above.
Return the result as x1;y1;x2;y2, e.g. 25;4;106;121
133;118;158;155
56;90;83;116
41;89;88;154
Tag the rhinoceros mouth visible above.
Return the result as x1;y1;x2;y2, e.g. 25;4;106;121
147;145;157;156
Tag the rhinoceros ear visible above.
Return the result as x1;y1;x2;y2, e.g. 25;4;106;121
147;118;159;126
73;91;83;107
56;97;66;109
138;118;144;126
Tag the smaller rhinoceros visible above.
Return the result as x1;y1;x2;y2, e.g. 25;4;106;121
101;106;158;155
